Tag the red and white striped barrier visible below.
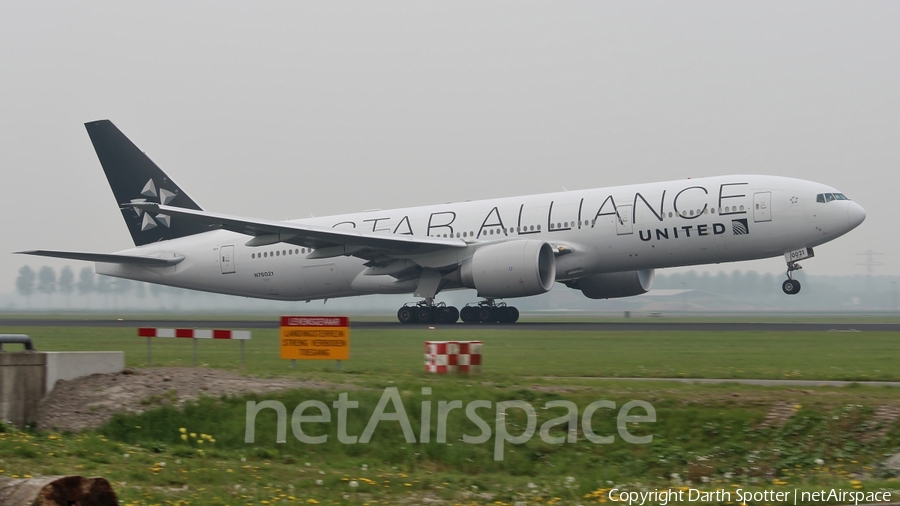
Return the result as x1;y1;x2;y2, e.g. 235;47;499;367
425;341;482;374
137;328;251;340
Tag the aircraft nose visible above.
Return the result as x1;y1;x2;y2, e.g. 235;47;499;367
848;201;866;229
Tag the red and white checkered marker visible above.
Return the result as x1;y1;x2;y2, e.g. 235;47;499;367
425;341;481;374
138;328;251;340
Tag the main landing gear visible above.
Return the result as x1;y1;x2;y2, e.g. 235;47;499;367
459;300;520;324
395;299;521;324
782;261;802;295
397;301;459;324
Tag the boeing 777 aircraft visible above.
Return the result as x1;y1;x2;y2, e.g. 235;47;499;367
20;120;866;323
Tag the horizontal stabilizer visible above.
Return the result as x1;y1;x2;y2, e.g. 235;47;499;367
16;250;184;266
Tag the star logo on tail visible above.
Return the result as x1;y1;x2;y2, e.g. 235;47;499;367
131;179;177;231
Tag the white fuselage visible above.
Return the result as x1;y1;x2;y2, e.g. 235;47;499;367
97;175;865;301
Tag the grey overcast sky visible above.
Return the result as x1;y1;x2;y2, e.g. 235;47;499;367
2;1;898;293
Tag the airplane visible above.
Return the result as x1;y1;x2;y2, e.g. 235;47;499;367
19;120;866;324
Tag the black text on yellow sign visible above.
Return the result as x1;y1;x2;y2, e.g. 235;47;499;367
280;327;350;360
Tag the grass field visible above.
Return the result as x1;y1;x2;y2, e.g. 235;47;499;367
1;320;899;505
4;324;900;381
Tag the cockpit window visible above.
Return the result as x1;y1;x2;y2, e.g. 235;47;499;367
816;193;850;203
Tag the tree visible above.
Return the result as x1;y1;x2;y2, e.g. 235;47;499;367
16;266;36;307
37;266;57;306
59;266;75;308
77;267;95;308
96;275;112;308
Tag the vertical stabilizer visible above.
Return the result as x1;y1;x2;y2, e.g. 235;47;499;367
85;120;209;246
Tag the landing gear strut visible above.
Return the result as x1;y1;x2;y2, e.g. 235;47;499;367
460;300;520;324
782;261;802;295
397;301;459;324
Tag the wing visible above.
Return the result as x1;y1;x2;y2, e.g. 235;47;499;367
16;250;184;266
127;203;467;262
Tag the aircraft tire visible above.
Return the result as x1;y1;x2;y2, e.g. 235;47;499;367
497;307;513;323
416;307;434;324
397;307;415;324
460;306;477;323
509;307;520;323
448;306;460;323
782;279;801;295
477;307;495;322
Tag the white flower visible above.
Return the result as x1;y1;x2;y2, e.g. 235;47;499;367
316;479;323;486
349;481;359;488
527;483;537;489
815;458;825;466
123;454;130;458
566;476;575;484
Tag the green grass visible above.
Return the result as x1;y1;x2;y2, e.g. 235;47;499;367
2;382;899;505
4;325;900;381
3;321;900;504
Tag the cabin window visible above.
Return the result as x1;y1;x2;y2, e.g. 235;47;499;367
739;205;744;211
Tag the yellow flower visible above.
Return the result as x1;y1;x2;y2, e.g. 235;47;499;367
190;433;197;438
179;428;187;434
181;435;188;441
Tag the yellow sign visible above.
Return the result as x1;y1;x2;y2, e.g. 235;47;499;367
279;316;350;360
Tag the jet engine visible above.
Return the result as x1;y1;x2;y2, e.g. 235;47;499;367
572;269;655;299
460;240;556;298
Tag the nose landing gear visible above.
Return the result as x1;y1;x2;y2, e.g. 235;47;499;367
782;261;802;295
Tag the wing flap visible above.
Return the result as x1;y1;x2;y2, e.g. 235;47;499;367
16;250;184;266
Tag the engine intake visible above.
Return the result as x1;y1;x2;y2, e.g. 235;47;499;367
574;269;655;299
460;240;556;298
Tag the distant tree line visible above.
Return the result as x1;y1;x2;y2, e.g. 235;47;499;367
10;264;900;312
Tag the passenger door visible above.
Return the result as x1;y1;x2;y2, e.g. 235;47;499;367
753;192;772;223
220;245;235;274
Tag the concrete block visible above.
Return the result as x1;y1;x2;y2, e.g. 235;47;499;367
0;352;47;427
45;352;125;393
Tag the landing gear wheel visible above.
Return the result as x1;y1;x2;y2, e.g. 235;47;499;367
460;306;477;323
435;306;459;324
477;306;495;322
397;306;415;324
782;279;801;295
497;307;513;323
509;306;520;323
415;307;434;324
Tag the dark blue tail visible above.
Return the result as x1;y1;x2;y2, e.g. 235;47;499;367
85;120;209;246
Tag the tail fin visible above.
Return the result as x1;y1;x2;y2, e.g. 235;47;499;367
85;120;209;246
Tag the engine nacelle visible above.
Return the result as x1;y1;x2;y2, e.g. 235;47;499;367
460;240;556;298
574;269;655;299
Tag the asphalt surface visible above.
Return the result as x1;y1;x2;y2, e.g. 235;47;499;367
1;318;899;332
